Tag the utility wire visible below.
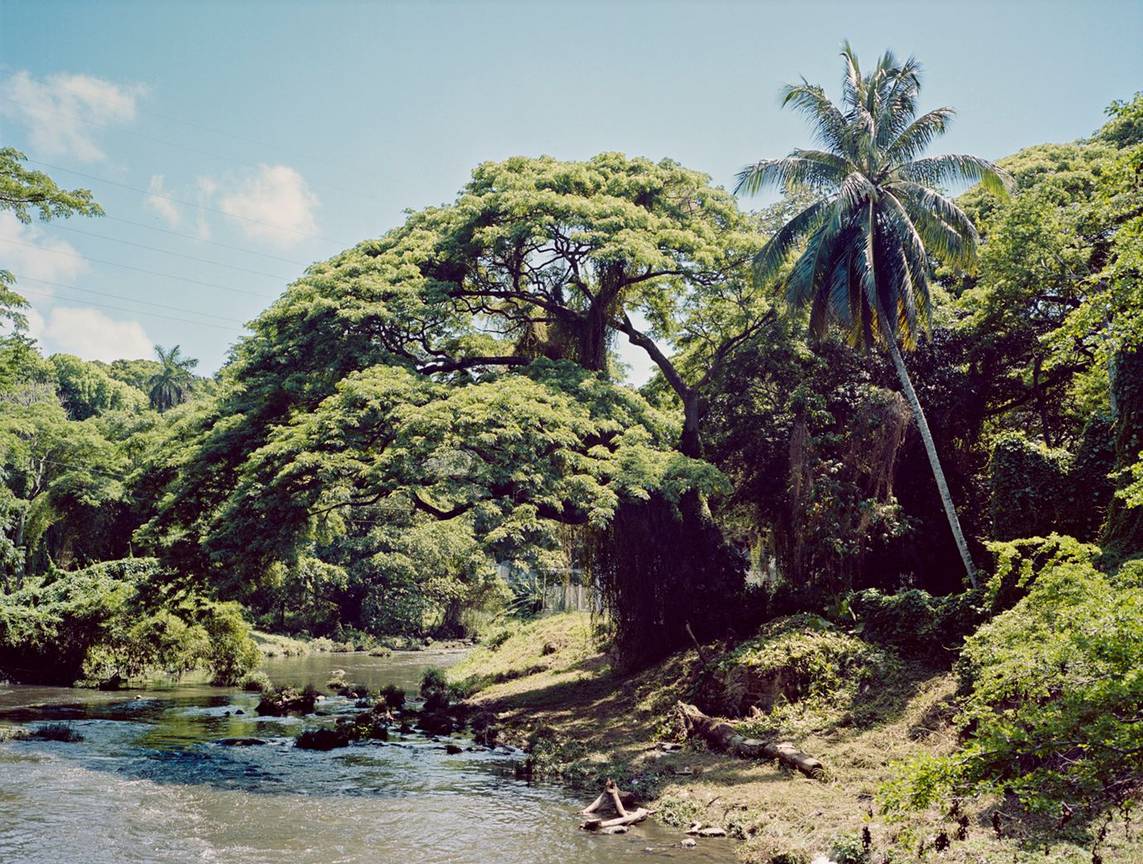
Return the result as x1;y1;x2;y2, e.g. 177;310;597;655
0;237;276;298
11;274;246;324
18;286;245;332
100;215;310;266
65;111;386;204
47;224;294;281
25;159;358;246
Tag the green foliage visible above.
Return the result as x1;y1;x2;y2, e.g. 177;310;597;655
885;549;1142;819
987;432;1074;541
984;533;1101;613
49;355;149;420
0;558;258;685
697;613;900;721
0;147;102;224
851;587;985;665
0;148;102;329
239;670;273;693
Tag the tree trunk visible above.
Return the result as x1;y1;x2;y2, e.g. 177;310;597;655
883;331;978;588
680;391;704;459
675;702;824;778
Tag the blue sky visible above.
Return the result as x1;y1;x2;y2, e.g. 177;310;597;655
1;0;1140;380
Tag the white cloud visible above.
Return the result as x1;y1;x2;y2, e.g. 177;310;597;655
194;177;218;240
33;306;153;362
144;175;181;226
218;164;318;247
0;211;88;286
0;71;146;162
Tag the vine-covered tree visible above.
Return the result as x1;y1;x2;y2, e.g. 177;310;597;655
736;44;1011;587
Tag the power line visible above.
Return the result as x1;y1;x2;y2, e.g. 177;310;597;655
47;224;294;281
11;275;247;324
100;215;310;266
25;159;357;246
18;286;245;332
66;112;386;205
0;237;276;298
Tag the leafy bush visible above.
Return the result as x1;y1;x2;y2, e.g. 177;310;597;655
239;670;273;693
851;587;985;665
988;432;1074;541
984;533;1099;613
696;614;900;718
419;666;450;712
379;684;405;710
884;550;1142;819
0;558;259;686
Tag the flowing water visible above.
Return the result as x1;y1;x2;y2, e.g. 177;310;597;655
0;650;732;863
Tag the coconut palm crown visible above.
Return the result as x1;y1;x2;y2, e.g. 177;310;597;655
736;42;1012;349
736;44;1013;587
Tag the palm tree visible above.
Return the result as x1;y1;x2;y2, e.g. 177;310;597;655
735;44;1012;588
148;344;198;412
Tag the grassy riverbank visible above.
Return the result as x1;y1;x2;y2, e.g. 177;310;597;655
450;613;1140;864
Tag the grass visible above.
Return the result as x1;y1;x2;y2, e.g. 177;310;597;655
455;613;1142;864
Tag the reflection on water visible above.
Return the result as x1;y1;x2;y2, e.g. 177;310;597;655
0;651;733;864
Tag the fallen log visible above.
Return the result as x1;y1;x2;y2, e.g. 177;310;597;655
674;701;824;779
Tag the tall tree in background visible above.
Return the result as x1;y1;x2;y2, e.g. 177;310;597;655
736;44;1012;587
147;345;198;412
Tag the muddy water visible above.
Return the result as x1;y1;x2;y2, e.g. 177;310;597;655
0;650;732;863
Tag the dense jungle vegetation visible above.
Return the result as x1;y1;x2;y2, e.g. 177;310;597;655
1;50;1140;861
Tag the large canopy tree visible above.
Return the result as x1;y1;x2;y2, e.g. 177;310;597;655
736;44;1011;587
140;154;764;664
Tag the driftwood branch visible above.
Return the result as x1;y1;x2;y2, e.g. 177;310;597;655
675;701;824;779
580;779;653;832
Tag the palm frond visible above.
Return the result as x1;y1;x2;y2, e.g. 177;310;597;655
898;154;1014;197
734;152;848;197
779;81;852;154
751;197;830;286
875;55;922;147
885;107;956;163
888;181;979;267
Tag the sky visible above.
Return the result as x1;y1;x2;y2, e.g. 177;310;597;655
1;0;1140;382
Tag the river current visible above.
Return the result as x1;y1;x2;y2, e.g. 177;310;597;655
0;650;732;863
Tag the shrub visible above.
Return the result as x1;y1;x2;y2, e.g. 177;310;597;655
198;600;260;685
851;588;985;665
420;666;450;712
29;723;83;742
0;559;259;687
988;432;1073;541
379;684;405;710
696;614;900;718
884;550;1143;820
239;670;273;693
984;533;1100;613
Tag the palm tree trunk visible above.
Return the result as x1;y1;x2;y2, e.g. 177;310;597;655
883;330;978;588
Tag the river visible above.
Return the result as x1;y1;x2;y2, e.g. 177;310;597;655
0;650;733;863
